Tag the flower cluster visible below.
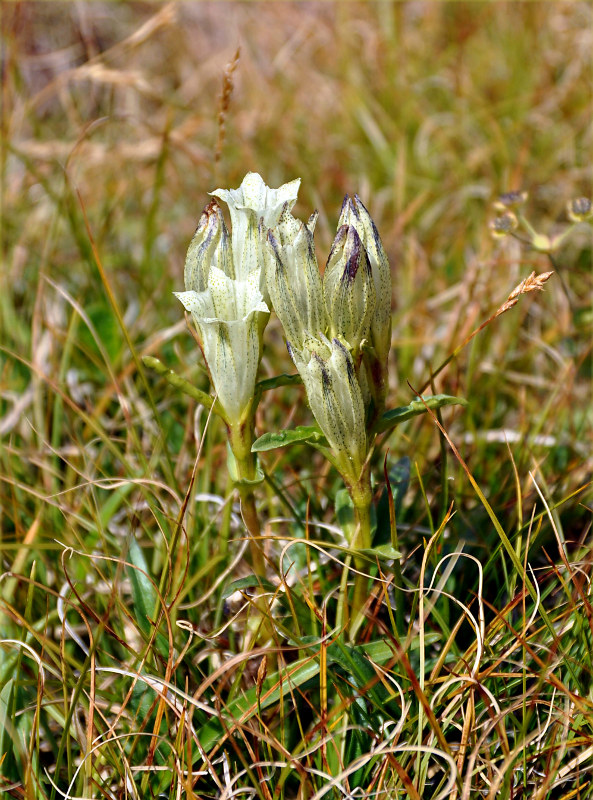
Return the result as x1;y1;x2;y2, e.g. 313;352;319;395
176;173;392;487
264;190;391;484
175;173;299;426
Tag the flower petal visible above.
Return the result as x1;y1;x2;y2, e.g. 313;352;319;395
184;200;233;291
211;172;301;281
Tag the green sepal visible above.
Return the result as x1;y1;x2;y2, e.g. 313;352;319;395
376;394;467;435
251;425;329;452
226;442;265;487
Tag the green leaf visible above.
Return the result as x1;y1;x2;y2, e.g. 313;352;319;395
196;637;444;753
357;544;401;561
126;537;169;658
251;425;328;452
221;576;278;599
376;394;467;435
255;373;302;393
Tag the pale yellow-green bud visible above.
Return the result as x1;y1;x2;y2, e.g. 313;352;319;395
489;211;519;239
324;224;376;355
567;197;593;223
184;200;233;290
265;210;327;351
493;190;528;212
289;336;367;482
338;195;392;366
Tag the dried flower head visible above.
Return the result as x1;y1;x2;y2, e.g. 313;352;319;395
493;191;528;212
495;271;554;317
489;211;518;239
567;197;593;223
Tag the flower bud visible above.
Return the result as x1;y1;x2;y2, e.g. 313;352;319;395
338;195;392;359
493;191;528;212
289;336;367;481
265;211;327;350
324;225;376;354
489;211;518;238
567;197;593;223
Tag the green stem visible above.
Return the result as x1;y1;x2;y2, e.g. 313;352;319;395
348;470;373;640
228;418;275;654
228;420;266;577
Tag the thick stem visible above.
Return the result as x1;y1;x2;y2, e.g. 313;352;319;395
229;420;266;577
347;468;373;640
229;419;273;651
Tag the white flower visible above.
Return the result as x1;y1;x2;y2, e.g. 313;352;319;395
289;336;367;481
211;172;301;281
177;173;302;423
175;269;269;424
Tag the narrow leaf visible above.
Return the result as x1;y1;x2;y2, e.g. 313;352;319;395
222;576;278;599
376;394;467;435
126;537;169;657
255;373;302;393
252;425;328;452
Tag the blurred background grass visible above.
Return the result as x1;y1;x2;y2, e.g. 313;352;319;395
1;2;592;794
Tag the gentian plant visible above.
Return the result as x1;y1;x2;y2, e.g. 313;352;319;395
147;172;467;633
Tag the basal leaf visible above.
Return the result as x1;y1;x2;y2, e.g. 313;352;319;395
126;537;169;657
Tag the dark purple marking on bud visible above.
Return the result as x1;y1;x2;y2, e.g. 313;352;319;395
570;197;592;216
306;210;319;235
286;340;297;364
327;224;349;265
340;227;363;287
340;194;357;220
357;195;382;242
197;200;223;243
267;229;287;276
333;338;356;383
497;190;527;208
313;352;331;390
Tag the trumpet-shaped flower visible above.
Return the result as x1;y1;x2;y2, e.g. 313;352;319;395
177;173;305;425
175;268;269;425
289;336;367;482
211;172;301;282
